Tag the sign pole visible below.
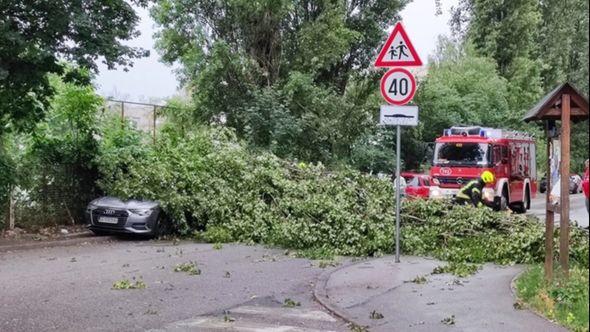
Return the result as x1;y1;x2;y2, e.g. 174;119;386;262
395;125;401;263
374;21;422;264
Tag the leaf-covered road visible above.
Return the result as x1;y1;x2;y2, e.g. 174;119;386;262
0;240;347;332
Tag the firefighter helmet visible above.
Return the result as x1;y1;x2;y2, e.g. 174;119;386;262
481;170;495;184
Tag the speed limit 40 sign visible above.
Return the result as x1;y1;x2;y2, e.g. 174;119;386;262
380;68;416;106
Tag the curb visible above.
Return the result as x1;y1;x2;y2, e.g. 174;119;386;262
0;234;114;253
312;259;371;330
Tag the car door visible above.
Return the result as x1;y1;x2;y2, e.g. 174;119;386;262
417;177;430;198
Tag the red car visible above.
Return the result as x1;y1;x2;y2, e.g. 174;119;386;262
401;172;418;182
404;174;432;199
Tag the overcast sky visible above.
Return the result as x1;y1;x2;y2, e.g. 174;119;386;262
93;0;459;102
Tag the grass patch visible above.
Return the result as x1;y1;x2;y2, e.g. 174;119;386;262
516;265;589;331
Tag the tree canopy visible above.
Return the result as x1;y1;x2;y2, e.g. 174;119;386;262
443;0;589;172
151;0;409;168
0;0;149;134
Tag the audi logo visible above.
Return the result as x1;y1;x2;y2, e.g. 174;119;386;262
104;209;116;215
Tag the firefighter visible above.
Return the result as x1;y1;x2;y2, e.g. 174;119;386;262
455;171;495;207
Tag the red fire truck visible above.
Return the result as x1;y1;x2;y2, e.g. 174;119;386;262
429;126;537;212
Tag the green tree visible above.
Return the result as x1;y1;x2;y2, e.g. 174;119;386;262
159;97;199;139
151;0;409;165
451;0;588;172
415;38;512;142
537;0;589;174
0;0;149;134
451;0;541;76
2;71;106;226
538;0;589;92
451;0;544;114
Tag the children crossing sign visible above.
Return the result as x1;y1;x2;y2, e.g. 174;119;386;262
374;22;422;67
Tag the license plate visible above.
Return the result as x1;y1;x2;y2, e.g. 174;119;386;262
99;216;118;224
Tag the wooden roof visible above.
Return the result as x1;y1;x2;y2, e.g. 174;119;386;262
522;83;589;122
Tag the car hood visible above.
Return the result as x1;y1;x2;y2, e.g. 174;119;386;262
90;196;159;209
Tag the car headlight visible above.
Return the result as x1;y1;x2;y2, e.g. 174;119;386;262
482;188;495;202
129;208;154;217
429;187;443;199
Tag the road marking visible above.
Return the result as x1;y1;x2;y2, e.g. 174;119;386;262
230;305;337;323
151;316;336;332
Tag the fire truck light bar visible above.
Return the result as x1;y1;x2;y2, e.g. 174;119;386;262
443;126;533;140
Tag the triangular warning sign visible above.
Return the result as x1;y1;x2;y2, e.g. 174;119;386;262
375;22;422;67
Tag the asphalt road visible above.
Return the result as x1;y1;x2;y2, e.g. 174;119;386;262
0;240;348;332
528;192;588;228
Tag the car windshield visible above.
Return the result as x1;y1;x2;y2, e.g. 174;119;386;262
433;142;490;166
407;177;420;186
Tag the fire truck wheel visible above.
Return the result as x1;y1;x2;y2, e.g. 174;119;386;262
510;202;526;214
510;186;529;214
499;186;509;211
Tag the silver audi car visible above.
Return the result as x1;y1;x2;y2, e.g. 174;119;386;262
85;197;166;237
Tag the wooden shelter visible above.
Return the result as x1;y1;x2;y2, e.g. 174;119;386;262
523;82;589;280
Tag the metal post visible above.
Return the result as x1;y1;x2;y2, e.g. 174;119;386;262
121;101;125;125
153;105;157;144
395;125;401;263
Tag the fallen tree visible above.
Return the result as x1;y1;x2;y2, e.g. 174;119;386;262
100;126;588;266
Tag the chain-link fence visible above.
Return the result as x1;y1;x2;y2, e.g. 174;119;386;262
104;99;167;143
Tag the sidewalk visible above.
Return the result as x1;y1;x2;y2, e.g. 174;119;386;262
315;256;566;332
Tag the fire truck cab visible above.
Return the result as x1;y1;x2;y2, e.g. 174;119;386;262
429;126;537;212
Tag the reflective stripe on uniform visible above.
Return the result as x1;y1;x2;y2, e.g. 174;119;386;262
456;192;470;199
457;180;478;199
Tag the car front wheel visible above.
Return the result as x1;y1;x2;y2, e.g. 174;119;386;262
152;215;171;238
